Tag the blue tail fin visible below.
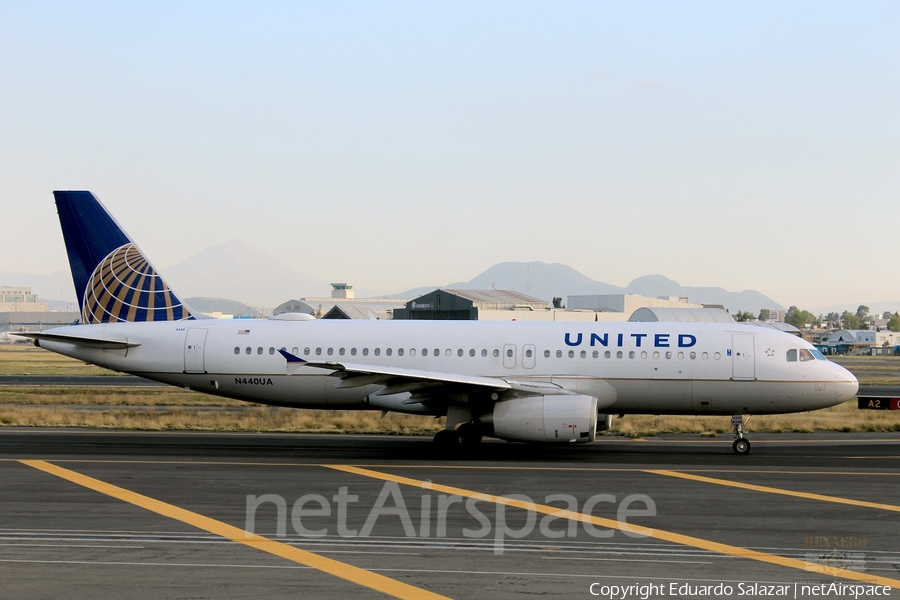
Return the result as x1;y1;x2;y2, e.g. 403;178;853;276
54;191;194;324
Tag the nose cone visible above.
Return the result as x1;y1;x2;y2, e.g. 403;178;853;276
831;361;859;398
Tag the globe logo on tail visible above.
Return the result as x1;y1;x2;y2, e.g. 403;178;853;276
82;243;193;323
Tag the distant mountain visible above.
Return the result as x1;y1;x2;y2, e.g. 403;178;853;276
392;262;624;302
183;297;263;318
809;301;900;317
625;275;784;313
162;240;332;308
393;263;782;314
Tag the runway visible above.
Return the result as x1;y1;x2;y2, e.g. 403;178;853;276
1;430;899;599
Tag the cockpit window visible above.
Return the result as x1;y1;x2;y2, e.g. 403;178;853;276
788;348;821;362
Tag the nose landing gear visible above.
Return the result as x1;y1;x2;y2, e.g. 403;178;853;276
731;414;751;455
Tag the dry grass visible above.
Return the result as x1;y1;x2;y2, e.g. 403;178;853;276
611;401;900;438
0;346;115;376
0;404;444;434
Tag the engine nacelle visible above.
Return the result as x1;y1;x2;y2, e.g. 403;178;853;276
487;394;599;443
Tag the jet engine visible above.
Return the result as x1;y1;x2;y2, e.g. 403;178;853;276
482;394;599;443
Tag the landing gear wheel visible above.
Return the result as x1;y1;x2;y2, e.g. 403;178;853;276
456;422;483;446
733;438;751;455
433;429;461;458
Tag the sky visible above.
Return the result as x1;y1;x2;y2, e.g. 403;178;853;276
1;1;898;309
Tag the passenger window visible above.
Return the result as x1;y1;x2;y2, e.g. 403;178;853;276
327;348;334;356
568;350;575;358
702;352;708;360
351;348;357;356
677;351;684;360
544;350;551;358
386;348;392;356
493;349;500;358
714;352;721;360
556;350;563;358
446;349;451;357
375;348;381;356
469;349;476;357
616;351;623;359
422;348;428;356
799;349;815;362
339;348;345;356
245;347;251;355
665;351;672;359
269;347;275;355
434;349;440;357
641;351;647;359
362;348;369;356
604;351;611;358
592;350;598;358
303;347;310;355
408;348;415;357
315;347;322;356
526;349;533;358
507;349;513;358
628;351;635;359
257;347;263;355
653;351;659;359
293;347;299;355
234;347;240;355
458;349;464;357
690;352;696;360
580;350;586;358
786;349;797;362
482;349;488;357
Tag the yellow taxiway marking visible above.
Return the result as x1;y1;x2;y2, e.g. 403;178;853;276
4;458;899;478
326;464;900;589
645;470;900;513
18;460;449;600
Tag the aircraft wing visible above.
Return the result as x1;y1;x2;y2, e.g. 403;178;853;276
17;331;141;350
278;349;571;401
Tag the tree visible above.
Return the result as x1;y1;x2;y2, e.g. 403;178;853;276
785;306;817;329
841;310;860;330
856;305;871;328
888;314;900;332
826;312;841;328
734;311;755;322
758;308;770;322
552;297;564;309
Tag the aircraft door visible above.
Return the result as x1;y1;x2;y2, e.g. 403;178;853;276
523;344;536;369
731;334;755;380
184;328;208;374
503;344;516;369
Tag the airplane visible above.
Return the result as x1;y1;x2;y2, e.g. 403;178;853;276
22;191;859;455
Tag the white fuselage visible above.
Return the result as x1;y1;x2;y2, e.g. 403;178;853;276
37;319;858;416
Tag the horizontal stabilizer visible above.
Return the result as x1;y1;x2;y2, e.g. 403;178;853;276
19;331;141;350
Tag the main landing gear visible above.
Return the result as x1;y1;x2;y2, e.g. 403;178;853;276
432;422;482;458
731;414;751;455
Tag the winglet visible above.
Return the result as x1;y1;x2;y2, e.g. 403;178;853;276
278;348;307;363
279;348;307;375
